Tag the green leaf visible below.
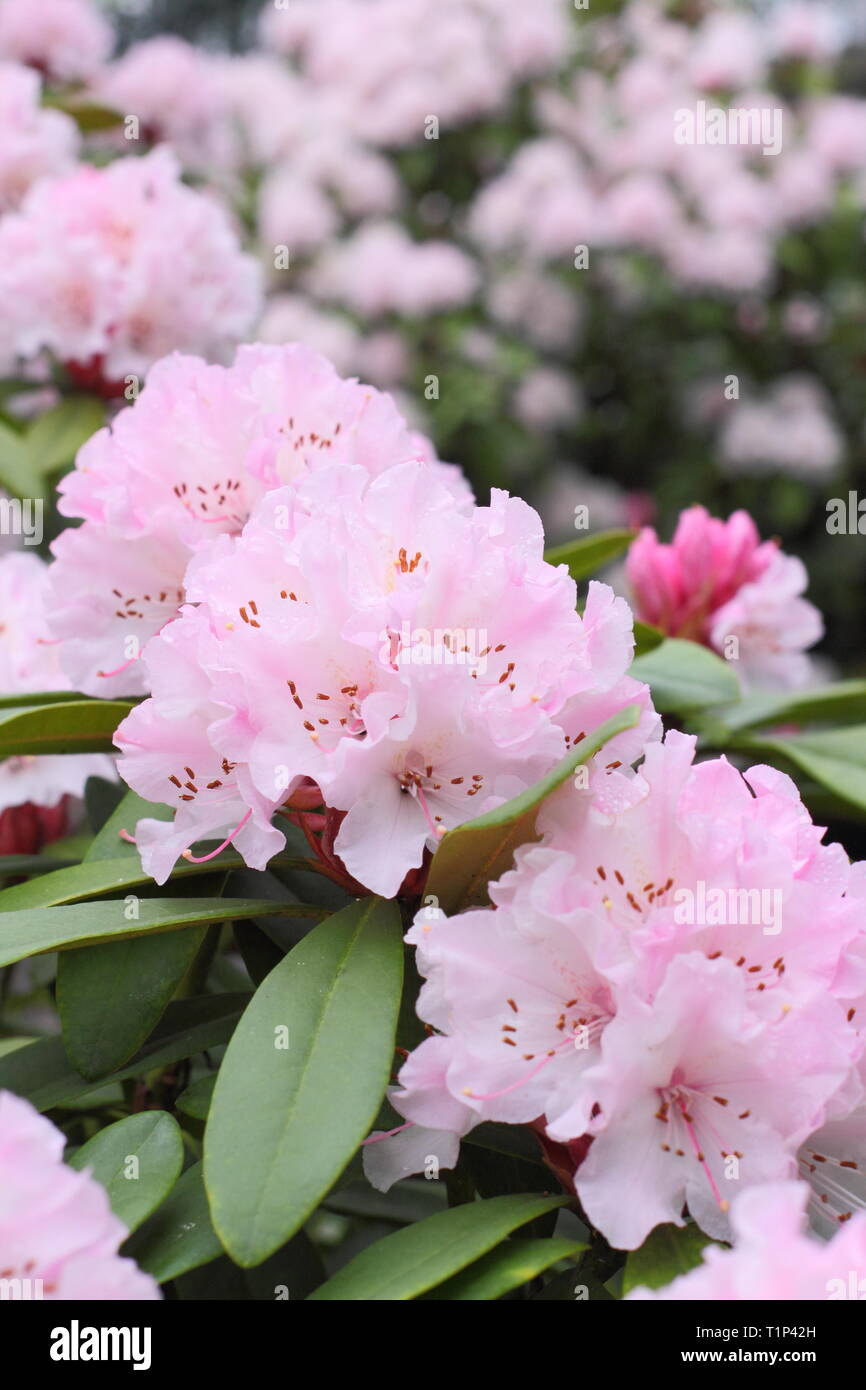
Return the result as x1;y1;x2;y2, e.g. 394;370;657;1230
57;926;209;1080
43;95;125;132
0;897;320;969
24;396;105;473
425;704;640;913
633;619;665;657
728;725;866;815
544;529;635;581
68;1111;183;1234
308;1193;568;1300
123;1163;224;1283
0;994;247;1111
710;680;866;734
0;699;133;757
54;802;219;1082
175;1073;217;1121
623;1222;714;1295
205;896;403;1267
629;638;740;713
0;418;42;501
423;1237;585;1300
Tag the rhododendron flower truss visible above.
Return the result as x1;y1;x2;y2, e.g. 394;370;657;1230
48;343;469;696
115;463;657;895
368;733;864;1250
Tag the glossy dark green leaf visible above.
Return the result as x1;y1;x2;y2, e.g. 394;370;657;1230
0;700;133;757
68;1111;183;1233
308;1193;568;1300
123;1163;224;1283
205;896;403;1267
0;896;320;968
424;1237;585;1300
0;993;247;1111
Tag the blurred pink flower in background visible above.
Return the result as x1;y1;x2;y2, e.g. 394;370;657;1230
0;61;79;213
0;0;111;84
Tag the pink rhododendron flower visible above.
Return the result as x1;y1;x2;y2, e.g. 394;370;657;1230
0;0;112;84
309;222;477;318
259;0;571;148
115;463;657;895
48;343;468;697
0;149;262;387
0;1090;159;1299
627;506;822;687
627;1182;866;1300
367;733;862;1248
94;37;237;176
0;553;115;833
0;62;79;213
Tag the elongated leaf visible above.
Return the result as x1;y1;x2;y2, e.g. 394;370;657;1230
623;1222;713;1295
309;1193;567;1300
25;396;105;473
123;1163;223;1283
68;1112;183;1234
0;994;247;1111
57;925;209;1080
56;791;205;1080
0;418;40;500
205;897;403;1267
544;529;635;580
424;1237;585;1300
630;637;740;713
711;680;866;734
729;725;866;814
0;700;133;756
425;704;639;913
0;897;321;968
176;1073;217;1120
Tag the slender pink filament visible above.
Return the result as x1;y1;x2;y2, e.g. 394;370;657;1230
465;1035;574;1101
182;809;252;863
361;1122;415;1147
678;1096;725;1209
98;653;140;678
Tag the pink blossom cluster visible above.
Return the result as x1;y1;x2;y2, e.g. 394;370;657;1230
258;0;572;148
0;552;115;852
108;433;656;895
469;3;866;296
717;376;843;480
47;343;468;699
0;62;79;213
0;149;262;389
0;0;112;85
308;222;477;318
368;731;866;1258
627;505;823;688
0;1090;159;1299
